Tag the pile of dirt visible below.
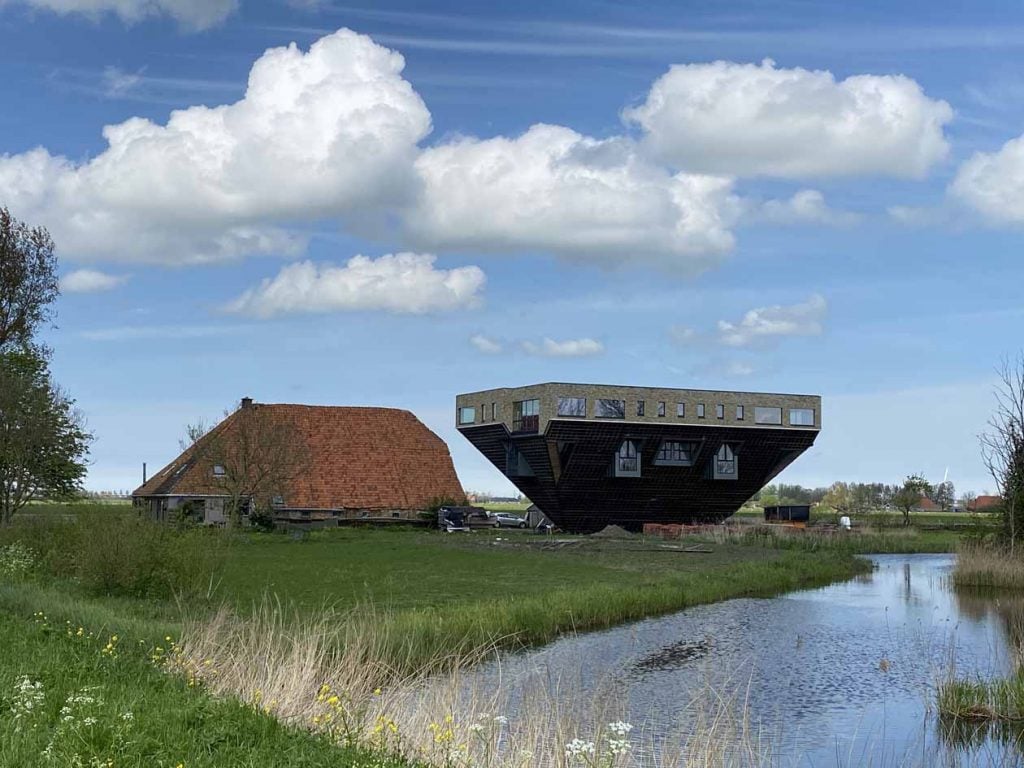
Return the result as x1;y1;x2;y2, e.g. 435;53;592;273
590;524;636;539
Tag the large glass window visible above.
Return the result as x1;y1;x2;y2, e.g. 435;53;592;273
754;406;783;425
595;399;626;419
557;397;587;417
696;403;706;418
789;408;815;426
458;406;476;425
654;440;698;466
513;400;540;432
506;443;534;476
676;402;686;418
614;439;641;477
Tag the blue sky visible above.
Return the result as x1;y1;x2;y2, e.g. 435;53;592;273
3;0;1023;497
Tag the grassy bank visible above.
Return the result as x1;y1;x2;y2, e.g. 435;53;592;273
0;610;412;767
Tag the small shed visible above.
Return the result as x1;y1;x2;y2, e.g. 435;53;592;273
525;504;554;530
764;505;811;524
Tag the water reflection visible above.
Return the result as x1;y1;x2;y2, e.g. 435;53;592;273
472;554;1024;766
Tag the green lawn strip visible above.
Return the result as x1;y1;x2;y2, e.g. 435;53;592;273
212;529;872;671
0;610;414;768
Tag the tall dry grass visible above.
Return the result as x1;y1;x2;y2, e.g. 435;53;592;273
953;545;1024;590
167;600;771;768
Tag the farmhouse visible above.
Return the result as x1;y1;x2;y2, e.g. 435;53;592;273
132;399;464;525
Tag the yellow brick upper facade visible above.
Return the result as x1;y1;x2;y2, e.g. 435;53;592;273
456;382;821;432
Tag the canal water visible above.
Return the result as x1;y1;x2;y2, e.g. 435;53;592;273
479;554;1022;766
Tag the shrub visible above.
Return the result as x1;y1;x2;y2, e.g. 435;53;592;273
0;542;38;580
0;509;225;599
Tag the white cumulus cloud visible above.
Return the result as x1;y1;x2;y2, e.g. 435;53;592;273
407;124;738;272
2;0;237;29
748;189;860;227
950;135;1024;224
0;29;431;265
469;334;503;354
624;59;952;179
520;337;604;357
226;253;485;317
717;294;827;347
60;269;129;293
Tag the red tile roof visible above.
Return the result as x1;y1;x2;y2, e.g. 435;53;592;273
133;404;465;511
970;495;1002;511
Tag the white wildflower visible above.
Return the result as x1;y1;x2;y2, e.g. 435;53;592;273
607;721;633;737
565;739;596;759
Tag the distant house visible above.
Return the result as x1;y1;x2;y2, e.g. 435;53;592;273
914;496;940;512
132;400;465;525
969;495;1002;513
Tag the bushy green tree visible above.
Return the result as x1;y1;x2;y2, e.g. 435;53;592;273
893;474;932;527
0;348;91;525
0;207;57;353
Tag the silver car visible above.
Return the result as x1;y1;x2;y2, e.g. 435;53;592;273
492;512;527;528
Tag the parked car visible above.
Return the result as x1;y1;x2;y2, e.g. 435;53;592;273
493;512;527;528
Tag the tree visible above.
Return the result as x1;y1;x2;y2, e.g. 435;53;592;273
892;474;932;527
0;348;91;525
980;354;1024;550
183;401;310;527
0;208;58;352
934;481;956;512
961;491;978;513
822;482;852;515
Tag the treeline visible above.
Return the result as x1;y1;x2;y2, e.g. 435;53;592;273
759;480;969;513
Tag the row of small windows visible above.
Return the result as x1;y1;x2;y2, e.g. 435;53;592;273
615;440;738;480
554;397;811;426
460;399;815;428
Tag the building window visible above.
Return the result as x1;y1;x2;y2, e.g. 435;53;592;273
697;403;706;418
506;443;534;476
654;440;698;466
736;405;744;420
491;402;497;421
458;406;477;425
513;400;540;432
713;444;738;480
557;397;587;417
595;399;626;419
212;464;226;476
272;495;284;507
677;402;686;418
657;401;666;417
754;406;783;425
789;408;815;426
481;403;486;422
637;400;645;417
614;439;641;477
716;404;725;419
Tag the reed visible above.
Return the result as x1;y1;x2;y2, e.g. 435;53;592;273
169;598;772;768
952;545;1024;590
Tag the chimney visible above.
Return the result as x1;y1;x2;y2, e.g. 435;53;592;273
142;462;147;484
241;396;253;409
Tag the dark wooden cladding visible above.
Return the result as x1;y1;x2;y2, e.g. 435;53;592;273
459;420;818;533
